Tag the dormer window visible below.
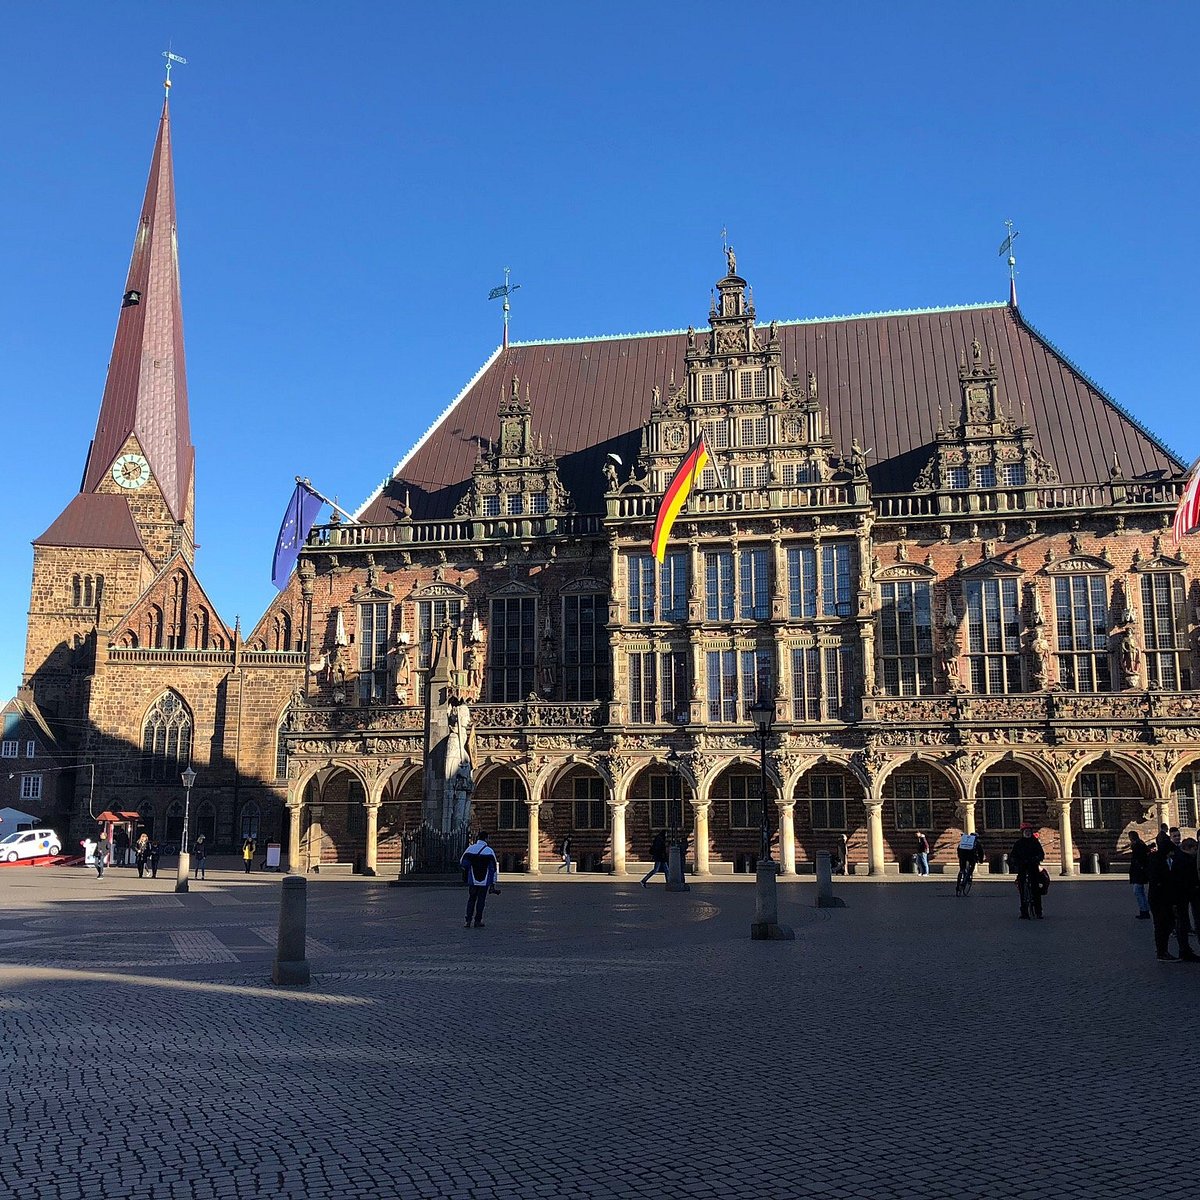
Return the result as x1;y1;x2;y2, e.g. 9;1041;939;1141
531;492;549;514
700;373;728;404
483;496;500;517
506;493;524;516
947;467;969;490
975;465;996;489
1002;463;1027;487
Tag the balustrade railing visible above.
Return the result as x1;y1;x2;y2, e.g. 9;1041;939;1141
107;647;306;667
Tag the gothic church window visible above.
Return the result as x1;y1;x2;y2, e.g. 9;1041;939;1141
1054;576;1111;692
1141;572;1189;690
141;692;193;781
964;578;1022;694
272;611;293;652
879;581;934;695
145;605;164;650
240;801;262;843
489;596;536;701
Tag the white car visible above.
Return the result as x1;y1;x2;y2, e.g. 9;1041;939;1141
0;829;62;862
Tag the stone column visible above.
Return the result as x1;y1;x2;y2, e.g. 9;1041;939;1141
958;799;977;835
1056;798;1075;877
526;801;541;874
610;800;628;875
690;800;711;876
866;801;886;876
285;802;303;875
778;801;797;876
363;802;380;876
1155;799;1171;828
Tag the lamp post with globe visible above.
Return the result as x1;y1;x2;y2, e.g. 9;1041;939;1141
748;699;792;940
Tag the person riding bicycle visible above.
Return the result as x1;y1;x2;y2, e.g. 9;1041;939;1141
1010;822;1045;920
956;830;984;889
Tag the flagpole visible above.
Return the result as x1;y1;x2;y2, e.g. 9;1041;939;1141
296;476;360;524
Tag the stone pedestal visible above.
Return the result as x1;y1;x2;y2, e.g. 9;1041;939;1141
667;843;689;892
816;851;846;908
750;860;794;940
286;803;302;875
175;852;190;894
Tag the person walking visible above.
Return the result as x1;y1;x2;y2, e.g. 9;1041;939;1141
193;836;207;880
558;835;572;874
242;838;255;874
460;832;500;928
1010;822;1045;919
1148;831;1180;961
94;834;110;879
839;833;850;876
914;832;931;876
1167;827;1200;962
135;832;151;878
640;831;669;887
1128;830;1151;920
149;840;162;879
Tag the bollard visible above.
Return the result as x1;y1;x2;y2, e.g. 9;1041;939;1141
751;860;795;940
816;851;847;908
1089;852;1101;875
272;875;311;986
175;851;190;894
666;843;690;892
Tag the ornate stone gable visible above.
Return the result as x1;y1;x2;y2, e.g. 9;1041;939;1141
913;337;1058;492
453;375;573;518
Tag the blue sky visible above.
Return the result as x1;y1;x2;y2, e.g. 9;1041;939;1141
2;2;1197;695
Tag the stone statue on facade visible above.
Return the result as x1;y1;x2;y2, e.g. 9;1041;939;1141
602;458;619;492
725;245;737;275
443;700;474;829
1120;624;1143;690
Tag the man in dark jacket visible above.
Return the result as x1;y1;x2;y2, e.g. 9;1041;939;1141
1010;823;1045;919
460;833;499;929
1148;832;1181;960
1128;830;1151;919
1167;828;1199;962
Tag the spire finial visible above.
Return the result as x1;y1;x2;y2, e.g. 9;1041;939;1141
162;47;187;94
488;267;521;349
1000;219;1020;308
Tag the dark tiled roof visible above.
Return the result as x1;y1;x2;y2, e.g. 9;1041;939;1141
357;303;1183;523
80;99;194;523
33;493;144;550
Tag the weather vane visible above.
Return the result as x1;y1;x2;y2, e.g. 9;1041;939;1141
999;219;1020;307
488;267;521;349
162;47;188;92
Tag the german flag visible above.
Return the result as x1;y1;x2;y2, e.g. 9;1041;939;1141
651;434;710;562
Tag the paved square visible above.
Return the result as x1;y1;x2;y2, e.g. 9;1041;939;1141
0;867;1193;1199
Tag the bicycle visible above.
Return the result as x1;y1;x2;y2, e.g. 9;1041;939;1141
954;858;975;897
1018;869;1042;918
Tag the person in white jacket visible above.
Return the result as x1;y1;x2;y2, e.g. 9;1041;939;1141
460;834;500;928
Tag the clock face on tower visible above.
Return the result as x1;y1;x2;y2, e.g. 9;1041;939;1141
112;453;150;490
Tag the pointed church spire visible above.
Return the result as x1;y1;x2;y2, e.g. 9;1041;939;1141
80;97;194;531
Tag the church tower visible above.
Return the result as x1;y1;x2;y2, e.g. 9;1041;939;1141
24;96;196;716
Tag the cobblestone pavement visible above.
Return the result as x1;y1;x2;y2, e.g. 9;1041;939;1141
0;867;1194;1199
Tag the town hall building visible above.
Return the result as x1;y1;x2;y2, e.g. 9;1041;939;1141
16;95;1200;877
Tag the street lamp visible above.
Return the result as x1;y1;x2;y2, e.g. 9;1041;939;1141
748;698;791;940
749;699;774;865
175;765;197;894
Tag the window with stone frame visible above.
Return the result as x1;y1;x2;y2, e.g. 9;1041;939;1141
628;652;657;724
975;465;997;489
964;577;1023;694
705;552;735;621
739;414;768;445
700;377;729;407
562;594;608;701
628;555;657;623
489;597;536;702
648;773;685;830
809;774;846;830
20;775;41;801
275;716;289;782
628;553;687;624
659;553;687;622
728;773;763;829
498;777;529;830
740;464;769;489
739;648;772;719
572;776;607;830
659;649;689;724
788;546;818;619
1172;772;1198;828
239;801;261;843
739;547;771;619
1001;462;1027;488
357;601;391;703
981;774;1022;830
416;598;463;704
483;495;500;517
879;581;935;695
141;692;193;781
791;644;857;722
346;779;366;837
1;741;17;759
1141;572;1190;690
947;466;969;490
1054;575;1111;692
821;544;855;618
891;775;932;830
1078;771;1121;830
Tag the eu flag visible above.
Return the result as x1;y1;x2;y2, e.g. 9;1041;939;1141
271;481;324;590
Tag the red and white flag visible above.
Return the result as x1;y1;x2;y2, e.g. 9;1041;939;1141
1172;462;1200;544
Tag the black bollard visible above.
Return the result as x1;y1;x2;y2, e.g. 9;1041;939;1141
272;875;311;986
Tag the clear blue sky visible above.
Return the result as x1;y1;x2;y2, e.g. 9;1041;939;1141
2;2;1197;696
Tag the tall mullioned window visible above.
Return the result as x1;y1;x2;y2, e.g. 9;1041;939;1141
1078;771;1120;830
1141;573;1190;690
981;775;1021;830
705;552;735;621
809;775;847;830
628;555;657;623
659;554;688;622
791;645;857;722
879;581;934;695
417;598;462;704
572;776;607;830
891;775;932;830
1054;575;1111;692
563;594;608;701
628;652;657;724
1172;772;1198;827
489;597;536;701
964;577;1022;693
358;601;391;703
788;547;818;619
498;777;528;831
648;773;685;830
739;548;770;619
141;692;193;781
727;774;763;829
821;545;854;617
